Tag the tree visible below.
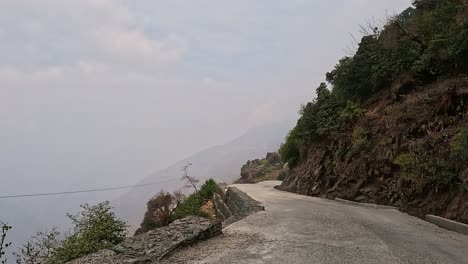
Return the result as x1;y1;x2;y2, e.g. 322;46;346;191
181;163;199;193
135;190;184;235
0;222;12;264
14;229;61;264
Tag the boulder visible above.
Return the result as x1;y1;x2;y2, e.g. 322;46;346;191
67;216;222;264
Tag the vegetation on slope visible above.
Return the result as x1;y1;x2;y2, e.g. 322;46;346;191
12;202;127;264
0;222;12;264
281;0;467;169
279;0;468;221
136;179;221;235
236;153;287;183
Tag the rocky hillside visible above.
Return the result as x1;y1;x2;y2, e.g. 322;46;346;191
280;78;468;222
279;0;468;223
235;153;286;184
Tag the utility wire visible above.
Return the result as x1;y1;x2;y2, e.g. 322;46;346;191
0;178;178;199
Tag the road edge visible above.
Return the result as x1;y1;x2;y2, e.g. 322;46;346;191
426;215;468;236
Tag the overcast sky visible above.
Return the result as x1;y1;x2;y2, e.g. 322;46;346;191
0;0;412;195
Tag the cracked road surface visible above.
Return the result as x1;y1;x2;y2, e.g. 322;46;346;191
162;181;468;264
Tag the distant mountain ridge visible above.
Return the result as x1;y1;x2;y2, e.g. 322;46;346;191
114;122;292;226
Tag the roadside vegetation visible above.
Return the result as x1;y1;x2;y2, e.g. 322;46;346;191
280;0;468;185
236;153;286;183
0;222;12;264
3;164;220;263
12;202;127;264
136;177;221;235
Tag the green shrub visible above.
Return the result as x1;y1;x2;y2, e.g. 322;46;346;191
48;202;127;263
172;193;207;220
15;229;61;264
0;222;12;264
347;127;370;159
451;128;468;163
394;152;421;181
340;101;364;121
172;179;219;220
198;179;221;201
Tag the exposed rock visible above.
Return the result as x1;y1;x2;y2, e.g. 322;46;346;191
236;152;286;183
212;193;232;221
280;78;468;224
212;185;265;226
225;187;264;216
67;216;222;264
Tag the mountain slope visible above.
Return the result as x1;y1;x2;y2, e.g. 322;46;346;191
279;1;468;223
115;122;291;226
280;78;468;222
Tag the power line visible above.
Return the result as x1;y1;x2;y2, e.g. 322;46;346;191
0;178;178;199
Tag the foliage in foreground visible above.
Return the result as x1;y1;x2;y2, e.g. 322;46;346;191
0;222;12;264
173;179;221;219
137;179;221;234
15;202;127;264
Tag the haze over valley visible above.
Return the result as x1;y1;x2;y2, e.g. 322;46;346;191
1;1;413;260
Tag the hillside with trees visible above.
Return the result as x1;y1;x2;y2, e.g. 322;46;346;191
279;0;468;222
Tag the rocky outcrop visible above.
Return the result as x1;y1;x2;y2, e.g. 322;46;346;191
280;78;468;223
225;187;264;216
212;185;264;225
236;152;286;183
67;216;222;264
212;193;232;221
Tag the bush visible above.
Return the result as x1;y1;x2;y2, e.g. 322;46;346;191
394;150;462;190
136;191;184;235
48;202;127;263
394;152;421;181
451;128;468;163
15;229;61;264
172;179;219;220
172;193;207;220
346;127;370;159
199;179;222;201
0;222;12;264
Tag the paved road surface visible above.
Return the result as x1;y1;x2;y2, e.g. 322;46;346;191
163;181;468;264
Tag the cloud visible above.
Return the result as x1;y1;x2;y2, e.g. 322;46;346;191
96;30;188;65
0;0;188;72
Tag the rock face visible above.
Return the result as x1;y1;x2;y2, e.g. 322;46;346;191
67;216;222;264
236;152;285;183
212;185;265;225
225;187;264;216
280;78;468;224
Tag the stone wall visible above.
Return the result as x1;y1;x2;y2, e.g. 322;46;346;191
225;187;264;216
213;186;264;224
213;193;232;221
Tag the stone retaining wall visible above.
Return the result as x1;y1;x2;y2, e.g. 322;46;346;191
225;186;264;216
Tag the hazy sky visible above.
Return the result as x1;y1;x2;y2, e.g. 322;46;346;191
0;0;412;195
